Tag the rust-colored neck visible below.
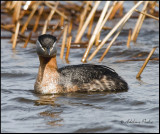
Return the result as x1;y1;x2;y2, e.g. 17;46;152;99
39;56;58;70
37;56;58;82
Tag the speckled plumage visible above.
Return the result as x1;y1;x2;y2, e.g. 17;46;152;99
35;34;128;94
58;64;128;92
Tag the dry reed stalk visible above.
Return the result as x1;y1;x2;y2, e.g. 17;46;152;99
10;1;18;10
60;12;64;26
21;2;40;34
88;1;143;61
42;11;54;34
76;11;85;35
71;42;88;45
134;9;159;21
65;36;72;60
83;1;117;52
33;6;44;32
99;22;125;62
108;2;118;20
75;1;101;43
11;27;16;43
56;29;64;43
1;24;15;29
131;1;149;42
23;6;44;48
149;1;157;14
42;2;59;34
81;1;110;62
19;10;26;20
98;1;117;33
102;26;112;30
109;1;124;20
126;28;132;48
12;21;20;49
119;2;123;17
68;20;73;36
45;2;68;20
76;1;91;36
60;25;68;59
42;20;48;34
5;1;11;9
155;2;159;7
95;32;100;46
12;1;22;23
87;12;95;38
23;31;33;48
51;22;60;34
23;1;32;10
81;1;116;62
20;1;34;19
136;47;157;78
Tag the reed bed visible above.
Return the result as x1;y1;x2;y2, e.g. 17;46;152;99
1;1;159;78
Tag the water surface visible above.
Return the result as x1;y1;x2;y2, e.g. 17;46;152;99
1;3;159;133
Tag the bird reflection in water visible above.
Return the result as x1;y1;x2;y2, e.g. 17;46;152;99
34;94;63;127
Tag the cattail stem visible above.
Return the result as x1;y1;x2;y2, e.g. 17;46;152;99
95;32;100;46
109;1;124;20
5;1;11;9
42;2;59;34
12;1;22;23
45;2;68;20
99;22;125;62
23;31;33;48
81;1;110;62
56;28;64;43
21;2;40;34
10;1;18;10
87;12;95;38
131;1;149;42
68;20;73;36
88;1;143;61
23;6;44;48
12;21;20;49
60;25;68;59
134;9;159;21
98;1;117;33
33;6;44;33
149;1;157;14
60;12;64;27
65;36;72;60
76;1;92;37
75;1;100;43
126;28;132;48
119;2;123;17
136;47;157;78
51;22;60;34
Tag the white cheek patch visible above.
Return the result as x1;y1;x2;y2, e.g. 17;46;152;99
37;40;45;51
50;42;56;51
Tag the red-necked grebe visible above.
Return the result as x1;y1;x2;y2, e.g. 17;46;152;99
34;34;128;94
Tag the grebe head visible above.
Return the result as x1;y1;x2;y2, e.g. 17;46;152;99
36;34;57;57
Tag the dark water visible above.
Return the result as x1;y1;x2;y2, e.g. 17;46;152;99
1;4;159;133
